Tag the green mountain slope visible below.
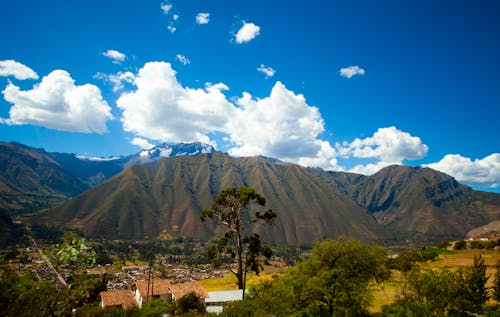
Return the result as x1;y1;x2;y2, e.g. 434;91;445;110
312;165;500;241
33;153;388;244
0;142;89;215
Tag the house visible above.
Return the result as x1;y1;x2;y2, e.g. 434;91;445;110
134;278;172;308
168;281;208;302
205;289;244;314
100;290;136;310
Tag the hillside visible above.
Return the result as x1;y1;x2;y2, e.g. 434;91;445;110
0;142;89;215
33;153;388;244
312;166;500;241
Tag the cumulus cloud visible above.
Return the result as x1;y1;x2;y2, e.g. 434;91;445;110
196;13;210;24
2;70;113;133
228;82;338;169
257;64;276;78
339;65;365;78
102;50;126;64
0;60;39;80
116;61;235;144
131;137;155;149
235;21;260;44
339;126;428;163
424;153;500;188
176;54;190;65
115;62;339;170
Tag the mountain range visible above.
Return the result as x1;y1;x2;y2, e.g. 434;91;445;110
1;141;499;245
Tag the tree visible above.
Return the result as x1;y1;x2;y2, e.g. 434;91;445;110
54;232;96;268
200;187;276;289
458;255;489;312
220;238;390;317
493;260;500;302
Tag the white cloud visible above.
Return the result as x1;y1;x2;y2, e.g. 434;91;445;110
115;62;340;170
102;50;126;64
0;60;39;80
116;61;235;144
176;54;190;65
2;70;113;133
168;24;176;33
173;14;179;21
348;161;396;176
160;2;172;14
257;64;276;78
196;13;210;24
424;153;500;188
339;126;428;163
235;21;260;44
339;65;365;78
228;82;339;170
131;137;155;150
94;71;135;93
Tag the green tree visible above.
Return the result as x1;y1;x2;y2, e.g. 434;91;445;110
200;187;276;289
175;292;206;315
458;255;489;313
0;272;72;317
287;238;390;316
54;232;96;268
493;260;500;302
402;267;462;314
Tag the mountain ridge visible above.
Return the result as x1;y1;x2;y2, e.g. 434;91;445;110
1;141;499;244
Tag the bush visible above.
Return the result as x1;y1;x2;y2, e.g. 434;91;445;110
454;240;467;250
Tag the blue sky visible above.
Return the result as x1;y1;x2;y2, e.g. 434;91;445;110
0;0;499;192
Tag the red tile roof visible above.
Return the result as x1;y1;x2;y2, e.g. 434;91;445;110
169;282;208;300
135;278;171;297
100;290;136;309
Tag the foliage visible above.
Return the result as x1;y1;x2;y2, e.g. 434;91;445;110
201;187;276;289
221;238;390;317
388;247;442;272
454;240;467;250
458;255;489;312
175;292;206;315
70;274;109;307
400;255;489;315
377;301;440;317
0;272;72;317
493;260;500;302
141;297;174;317
54;232;96;268
30;224;64;243
401;267;463;314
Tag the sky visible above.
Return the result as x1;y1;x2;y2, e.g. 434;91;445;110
0;0;499;192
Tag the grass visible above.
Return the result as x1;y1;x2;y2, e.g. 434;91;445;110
199;265;286;291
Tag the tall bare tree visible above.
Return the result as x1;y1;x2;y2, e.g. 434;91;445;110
201;187;276;289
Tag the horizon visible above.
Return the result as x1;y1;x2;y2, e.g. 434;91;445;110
0;0;499;192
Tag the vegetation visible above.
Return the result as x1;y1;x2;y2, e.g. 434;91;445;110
4;235;500;316
201;187;276;289
222;238;390;316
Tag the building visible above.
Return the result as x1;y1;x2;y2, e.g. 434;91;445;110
101;278;210;311
134;278;172;308
168;281;209;302
205;290;244;314
100;290;137;310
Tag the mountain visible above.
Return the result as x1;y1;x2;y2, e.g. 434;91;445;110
311;165;500;241
0;209;24;246
32;153;388;245
3;141;500;244
48;142;216;186
0;142;89;215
